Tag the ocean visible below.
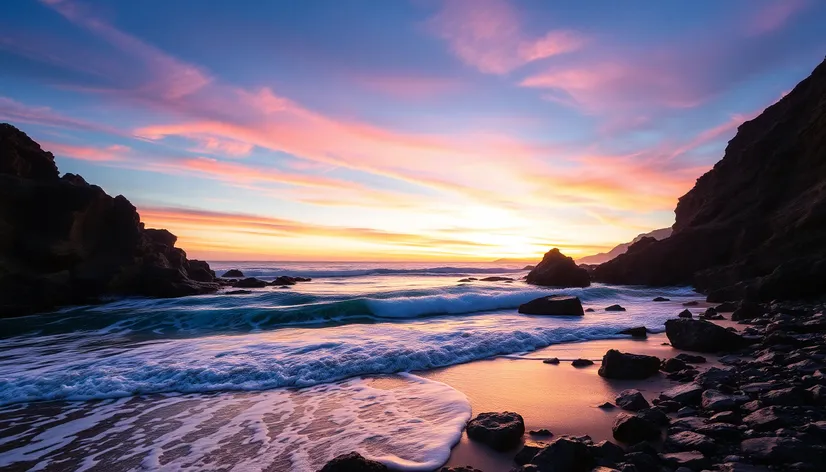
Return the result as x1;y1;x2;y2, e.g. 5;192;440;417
0;261;698;471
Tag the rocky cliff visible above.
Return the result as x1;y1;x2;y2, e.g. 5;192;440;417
593;57;826;301
0;124;218;317
578;228;672;265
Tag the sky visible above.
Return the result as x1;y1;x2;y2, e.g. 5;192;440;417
1;0;825;262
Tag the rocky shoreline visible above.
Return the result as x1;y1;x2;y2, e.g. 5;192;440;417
321;297;826;472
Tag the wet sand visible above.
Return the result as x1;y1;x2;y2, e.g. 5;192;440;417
421;330;725;472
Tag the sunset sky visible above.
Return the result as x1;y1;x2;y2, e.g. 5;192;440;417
2;0;825;261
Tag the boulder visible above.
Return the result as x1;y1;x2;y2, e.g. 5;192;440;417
678;309;693;318
665;319;749;352
572;359;594;367
701;389;746;411
653;297;670;302
701;307;723;320
466;412;525;451
319;452;388;472
598;350;661;379
660;357;687;373
665;431;715;455
740;437;806;464
715;301;739;312
612;413;661;444
617;326;647;338
518;296;584;316
660;383;704;405
233;277;268;288
0;124;217;317
221;269;244;278
480;276;513;282
742;406;789;431
525;248;590;287
528;436;593;472
272;275;298;285
605;304;626;312
615;389;650;411
514;440;548;465
661;451;710;470
674;353;706;364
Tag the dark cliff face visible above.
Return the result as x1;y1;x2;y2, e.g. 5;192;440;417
593;57;826;301
0;124;217;317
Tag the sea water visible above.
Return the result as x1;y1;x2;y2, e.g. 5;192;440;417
0;261;697;471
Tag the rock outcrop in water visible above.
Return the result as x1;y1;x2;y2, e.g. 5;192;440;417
0;123;218;317
526;248;590;287
593;57;826;301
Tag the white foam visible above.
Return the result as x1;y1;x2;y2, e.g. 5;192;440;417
0;374;470;472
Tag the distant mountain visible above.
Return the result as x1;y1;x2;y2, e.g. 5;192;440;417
577;228;673;265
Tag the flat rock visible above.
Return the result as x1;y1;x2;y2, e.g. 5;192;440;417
466;411;525;451
665;319;748;352
742;406;788;431
760;387;807;406
702;389;746;411
665;431;715;454
605;304;626;312
661;451;710;470
740;436;805;463
598;350;660;379
660;383;704;405
696;422;742;440
615;389;650;411
518;295;584;316
675;353;707;363
653;297;670;302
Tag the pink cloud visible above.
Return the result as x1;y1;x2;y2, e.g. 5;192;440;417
426;0;583;74
747;0;810;36
187;136;254;157
0;96;122;134
355;75;463;99
43;141;129;162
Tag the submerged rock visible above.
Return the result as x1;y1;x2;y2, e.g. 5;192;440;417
572;359;594;367
525;248;590;287
466;411;525;451
479;276;513;282
598;350;660;379
233;277;268;288
665;319;749;352
518;295;584;316
319;452;388;472
617;326;647;338
605;304;626;312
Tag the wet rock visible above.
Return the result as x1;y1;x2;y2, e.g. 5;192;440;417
572;359;594;367
660;383;704;405
527;436;594;471
731;301;766;321
457;277;477;282
665;431;715;454
638;408;669;426
760;387;807;406
670;416;706;433
221;269;244;278
612;413;661;443
466;411;525;451
616;390;650;411
225;289;253;295
233;277;268;288
653;297;670;302
599;350;660;379
529;429;553;437
702;389;746;411
480;276;513;282
598;402;616;409
665;319;748;352
743;406;789;431
716;301;739;312
585;308;595;312
678;309;693;318
618;326;647;338
591;440;625;463
676;407;698;418
518;295;584;316
605;304;626;312
661;451;710;470
709;411;740;424
695;367;735;388
514;439;548;465
675;353;707;364
718;463;771;472
740;436;806;464
661;357;687;373
525;248;591;287
319;452;388;472
623;451;660;472
543;357;560;364
696;422;742;440
701;307;724;320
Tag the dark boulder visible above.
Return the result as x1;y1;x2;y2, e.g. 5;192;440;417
665;319;749;352
272;275;298;285
740;437;806;464
0;124;218;317
659;383;703;405
518;295;584;316
674;353;707;364
615;389;650;411
700;307;723;320
221;269;244;278
665;431;715;455
233;277;268;288
319;452;388;472
480;276;513;282
715;301;739;312
660;357;687;373
605;304;626;311
618;326;647;338
731;301;765;321
678;309;693;318
742;406;789;431
527;436;594;472
652;297;670;302
612;413;661;444
591;58;826;301
526;248;590;287
661;451;710;470
466;411;525;451
598;350;660;380
572;359;594;367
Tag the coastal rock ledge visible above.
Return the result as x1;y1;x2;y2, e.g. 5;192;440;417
0;123;218;317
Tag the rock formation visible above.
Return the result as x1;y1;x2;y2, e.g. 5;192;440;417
593;57;826;301
578;227;672;265
526;248;590;287
0;124;218;317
